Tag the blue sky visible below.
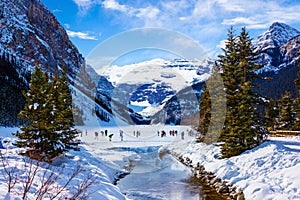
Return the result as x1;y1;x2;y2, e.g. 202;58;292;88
41;0;300;61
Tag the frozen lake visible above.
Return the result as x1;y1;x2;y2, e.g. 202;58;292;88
78;125;208;199
116;146;201;200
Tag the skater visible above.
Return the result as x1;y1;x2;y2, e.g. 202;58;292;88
120;130;124;141
181;131;184;140
101;131;104;137
95;131;99;140
0;138;4;149
108;134;113;141
105;129;108;137
161;130;166;137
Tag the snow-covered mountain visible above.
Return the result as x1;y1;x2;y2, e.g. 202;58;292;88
0;0;99;126
253;22;300;99
1;0;299;128
254;22;300;73
92;22;300;125
94;58;213;125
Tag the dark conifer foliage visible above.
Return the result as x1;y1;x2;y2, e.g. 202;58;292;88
217;27;267;158
0;59;28;127
265;98;279;131
199;84;211;136
15;67;79;162
198;65;226;143
278;91;295;130
293;65;300;130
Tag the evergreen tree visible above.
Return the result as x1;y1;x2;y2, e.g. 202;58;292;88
278;91;295;130
198;65;226;143
199;84;211;136
293;67;300;130
218;27;267;158
16;67;53;160
51;69;80;153
265;98;279;131
15;67;79;162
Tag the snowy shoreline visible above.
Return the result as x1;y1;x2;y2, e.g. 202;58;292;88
166;136;300;200
169;150;245;200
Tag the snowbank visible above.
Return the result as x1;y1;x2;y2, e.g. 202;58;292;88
0;127;128;200
167;136;300;200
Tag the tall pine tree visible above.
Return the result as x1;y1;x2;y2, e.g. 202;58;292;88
278;91;295;130
16;67;79;162
51;69;80;153
218;27;267;158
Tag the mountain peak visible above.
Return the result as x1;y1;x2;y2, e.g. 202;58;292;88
254;22;300;52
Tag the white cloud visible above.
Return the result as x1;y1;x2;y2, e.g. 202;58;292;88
135;7;160;19
216;39;226;50
73;0;93;7
72;0;96;15
72;0;300;57
219;1;300;29
222;17;259;26
53;9;62;13
64;24;70;29
102;0;127;12
67;30;98;40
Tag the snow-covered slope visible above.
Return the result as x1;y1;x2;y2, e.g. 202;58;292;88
97;58;213;125
0;0;100;126
254;22;300;73
252;22;300;99
0;0;86;80
167;136;300;200
255;22;300;52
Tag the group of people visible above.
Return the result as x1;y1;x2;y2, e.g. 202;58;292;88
87;128;195;142
158;130;179;138
133;130;141;138
93;129;125;142
94;129;109;140
156;129;194;140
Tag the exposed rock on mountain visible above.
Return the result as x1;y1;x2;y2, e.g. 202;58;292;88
0;0;94;126
254;22;300;99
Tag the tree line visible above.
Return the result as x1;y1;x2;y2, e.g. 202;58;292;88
199;27;300;158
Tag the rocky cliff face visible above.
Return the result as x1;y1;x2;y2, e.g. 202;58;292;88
254;22;300;74
0;0;87;79
253;22;300;99
0;0;94;126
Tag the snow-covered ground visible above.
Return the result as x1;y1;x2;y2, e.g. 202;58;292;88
0;125;194;200
167;136;300;200
1;125;300;200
